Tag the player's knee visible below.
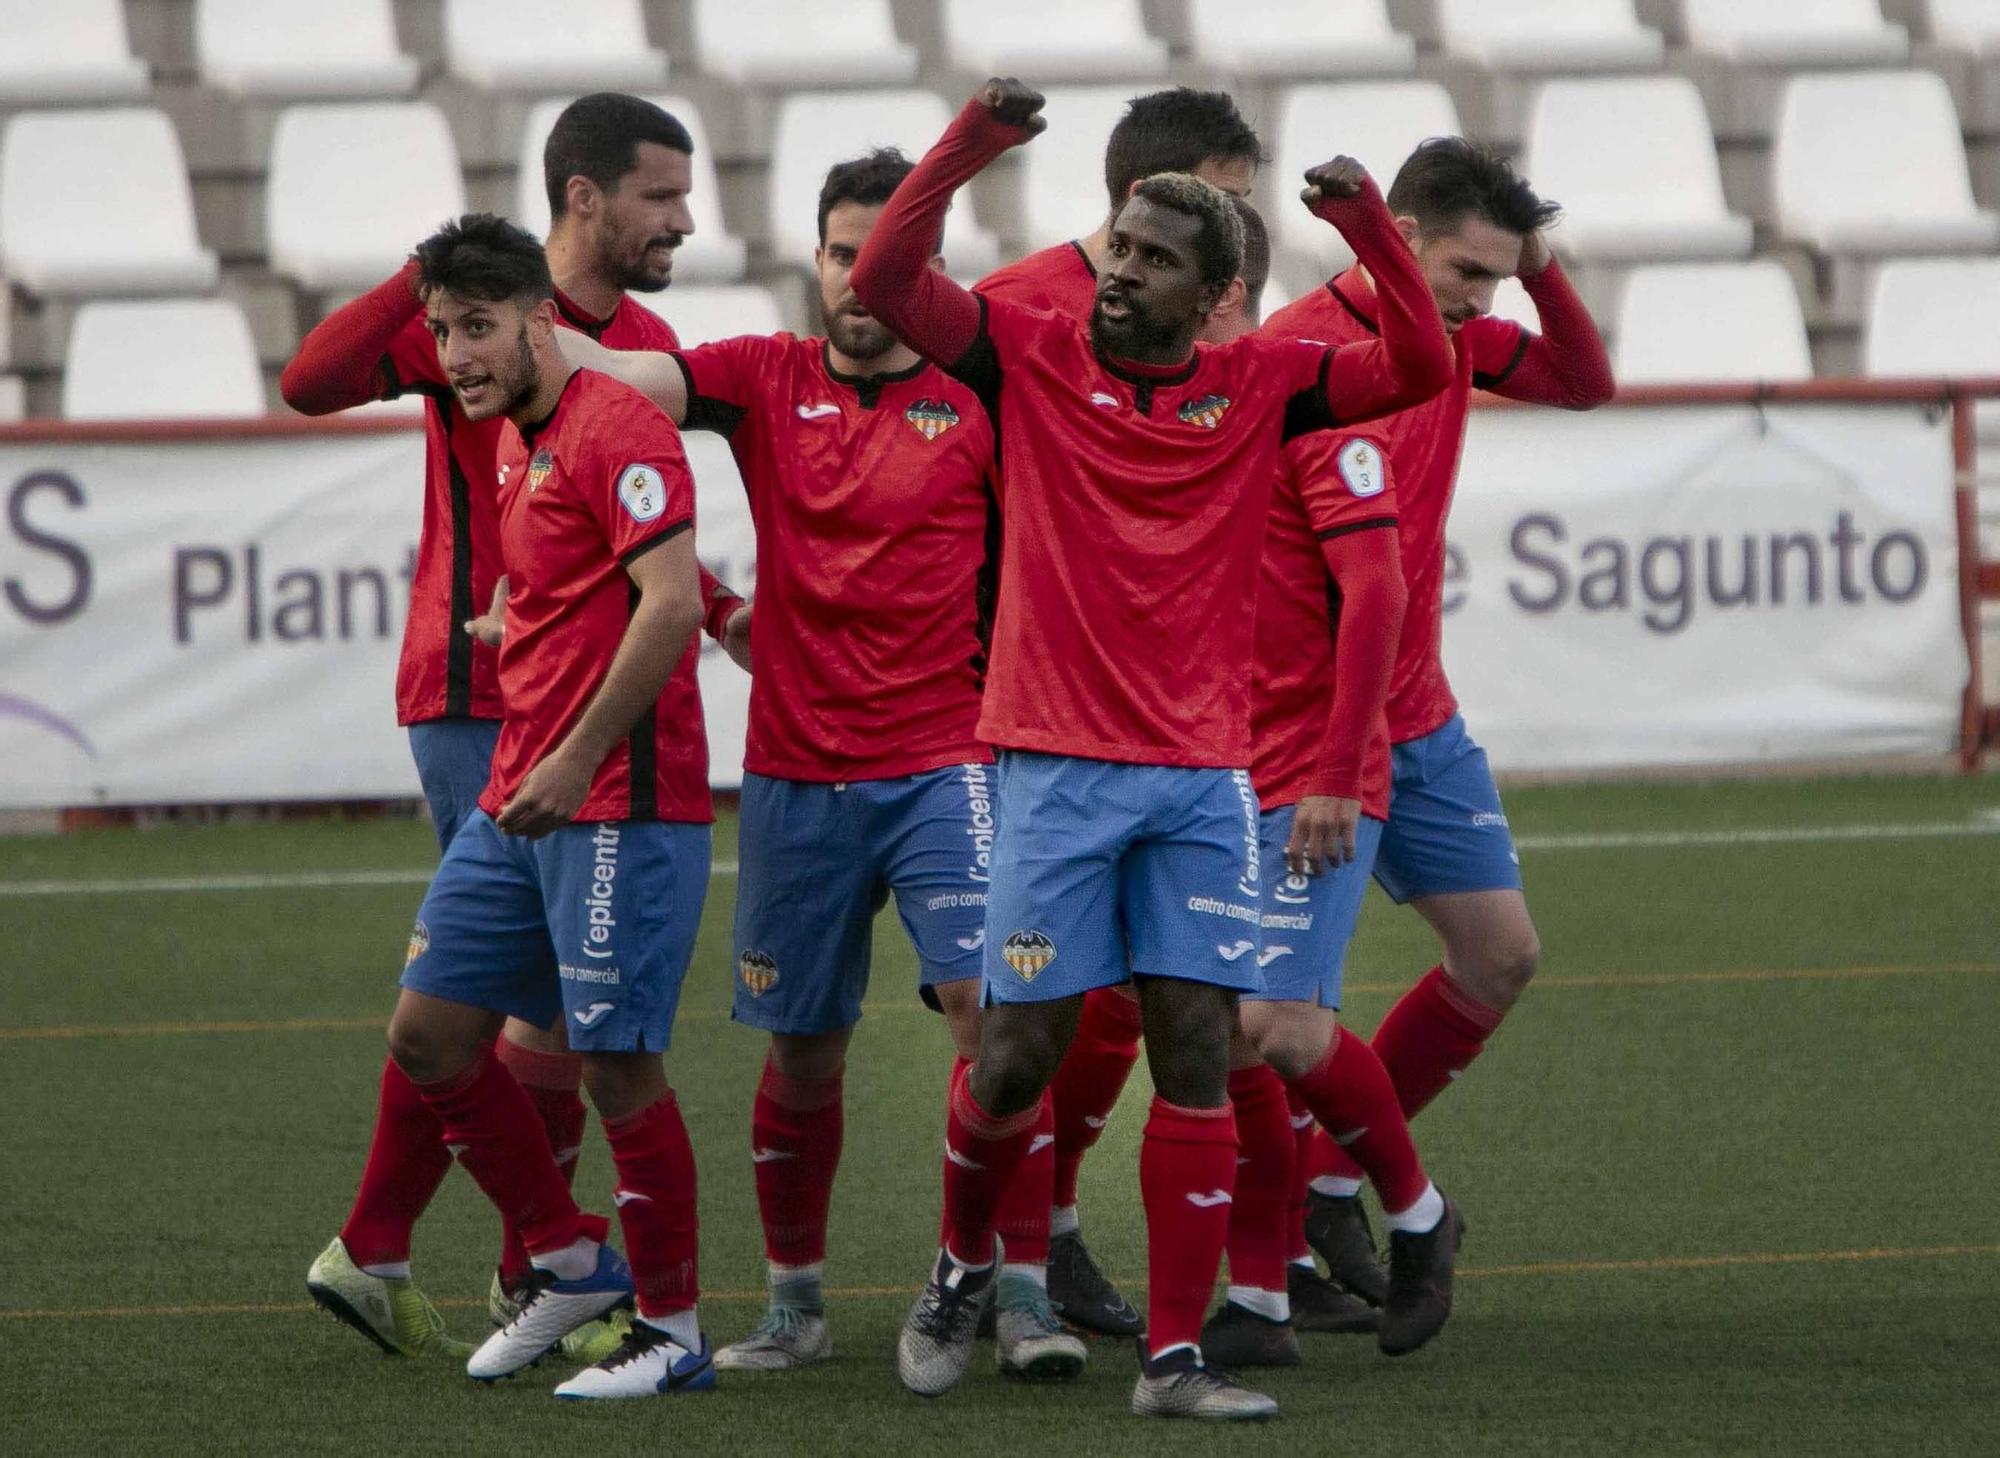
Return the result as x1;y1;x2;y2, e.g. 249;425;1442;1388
971;1015;1064;1116
769;1030;850;1081
580;1053;670;1122
1249;1018;1325;1082
385;1014;454;1086
1460;926;1539;1007
1137;984;1233;1107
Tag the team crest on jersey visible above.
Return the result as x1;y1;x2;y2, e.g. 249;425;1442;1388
1001;929;1056;982
405;920;430;967
905;398;960;441
738;949;779;998
526;448;555;492
1178;394;1231;429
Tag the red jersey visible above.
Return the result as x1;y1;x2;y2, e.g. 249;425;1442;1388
1252;430;1399;818
1265;263;1613;742
974;241;1098;317
479;369;711;824
377;288;684;726
675;333;997;782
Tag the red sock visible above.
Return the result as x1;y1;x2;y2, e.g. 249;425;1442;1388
1284;1086;1315;1263
938;1056;969;1249
1288;1030;1428;1213
1308;1124;1366;1189
1140;1097;1237;1358
941;1066;1043;1266
494;1040;588;1286
1224;1065;1292;1296
1049;988;1144;1207
1371;964;1505;1118
604;1092;700;1318
412;1050;597;1256
750;1055;844;1269
993;1091;1054;1266
338;1056;453;1269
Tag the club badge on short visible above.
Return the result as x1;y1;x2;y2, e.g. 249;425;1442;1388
1001;929;1056;982
739;949;779;997
618;463;667;522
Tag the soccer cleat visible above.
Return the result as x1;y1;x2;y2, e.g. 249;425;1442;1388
1304;1189;1390;1305
466;1243;634;1381
714;1302;832;1372
1046;1229;1144;1337
489;1269;629;1363
1131;1345;1279;1421
1287;1263;1381;1334
993;1273;1087;1381
1379;1196;1465;1357
1197;1301;1302;1368
897;1247;997;1397
553;1323;716;1400
305;1237;474;1359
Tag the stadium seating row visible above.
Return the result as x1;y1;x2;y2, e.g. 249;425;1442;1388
6;1;2000;101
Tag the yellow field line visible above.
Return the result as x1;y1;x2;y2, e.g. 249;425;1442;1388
5;1243;1993;1324
6;961;1996;1043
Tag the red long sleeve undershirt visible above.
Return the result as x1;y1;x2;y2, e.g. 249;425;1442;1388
1309;527;1406;801
280;259;423;415
1496;259;1616;409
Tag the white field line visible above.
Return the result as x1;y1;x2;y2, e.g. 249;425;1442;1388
2;814;1997;897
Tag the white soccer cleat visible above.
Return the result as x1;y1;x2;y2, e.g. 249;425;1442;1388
1131;1346;1279;1421
993;1273;1086;1381
465;1244;633;1381
553;1324;717;1400
897;1246;997;1398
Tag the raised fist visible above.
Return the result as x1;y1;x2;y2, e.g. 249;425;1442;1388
1302;156;1369;207
979;77;1048;135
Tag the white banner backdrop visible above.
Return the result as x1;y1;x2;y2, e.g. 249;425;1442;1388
0;400;1966;807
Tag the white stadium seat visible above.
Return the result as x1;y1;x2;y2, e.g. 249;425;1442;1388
1488;276;1546;333
1863;257;2000;375
1020;88;1133;252
197;0;418;99
62;299;266;420
691;0;917;87
1774;71;1999;255
1186;0;1415;79
0;110;218;296
942;0;1169;82
633;285;787;348
0;0;148;103
514;97;746;283
768;91;999;275
267;103;467;292
443;0;667;92
1257;276;1297;322
1681;0;1909;65
1434;0;1663;70
1273;83;1461;273
1525;77;1753;262
1612;261;1812;384
0;375;24;423
1925;0;2000;56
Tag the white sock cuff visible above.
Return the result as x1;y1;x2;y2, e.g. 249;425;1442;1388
1386;1181;1445;1235
358;1260;411;1281
999;1262;1047;1288
1226;1284;1291;1323
1049;1204;1081;1238
530;1235;599;1282
1309;1175;1364;1199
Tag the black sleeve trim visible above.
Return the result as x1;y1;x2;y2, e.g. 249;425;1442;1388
379;356;452;403
1281;350;1339;440
1317;516;1398;541
618;517;692;567
668;350;746;436
1473;330;1531;392
944;293;1004;403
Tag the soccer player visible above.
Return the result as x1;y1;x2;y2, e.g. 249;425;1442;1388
973;85;1264;1338
1263;139;1614;1298
385;212;715;1399
283;93;745;1360
1190;200;1459;1370
558;149;1083;1382
851;79;1450;1419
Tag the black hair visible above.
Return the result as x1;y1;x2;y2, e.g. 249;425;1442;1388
412;213;553;304
1385;136;1561;239
1129;172;1244;288
1231;195;1271;317
817;147;916;243
1102;87;1264;209
544;92;694;219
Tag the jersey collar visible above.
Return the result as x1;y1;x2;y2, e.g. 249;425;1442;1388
553;287;617;340
1067;239;1097;278
1325;266;1380;336
1094;346;1199;388
518;368;583;446
820;340;927;410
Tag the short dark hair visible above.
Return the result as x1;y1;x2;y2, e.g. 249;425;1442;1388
1230;196;1271;318
1102;88;1264;209
1130;172;1244;288
817;147;915;243
1385;137;1560;240
543;92;694;220
413;213;553;305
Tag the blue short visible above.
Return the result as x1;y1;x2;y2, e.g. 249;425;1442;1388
1247;808;1385;1010
981;751;1266;1005
1374;714;1523;904
731;764;993;1035
401;810;710;1052
407;718;501;853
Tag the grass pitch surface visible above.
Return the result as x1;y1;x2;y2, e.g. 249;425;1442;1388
3;773;1998;1454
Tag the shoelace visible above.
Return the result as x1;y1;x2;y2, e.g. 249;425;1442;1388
601;1323;671;1371
998;1282;1064;1336
751;1304;812;1345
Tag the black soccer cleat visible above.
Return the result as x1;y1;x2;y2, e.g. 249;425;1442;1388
1197;1301;1302;1368
1046;1230;1144;1337
1304;1189;1389;1306
1378;1196;1464;1357
1287;1263;1381;1334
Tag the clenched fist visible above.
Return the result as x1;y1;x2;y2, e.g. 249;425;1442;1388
978;77;1047;136
1302;156;1370;208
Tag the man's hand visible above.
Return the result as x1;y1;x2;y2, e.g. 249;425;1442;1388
463;575;507;649
979;77;1047;136
1302;156;1369;209
496;750;594;839
721;600;752;673
1516;228;1553;278
1286;795;1362;877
